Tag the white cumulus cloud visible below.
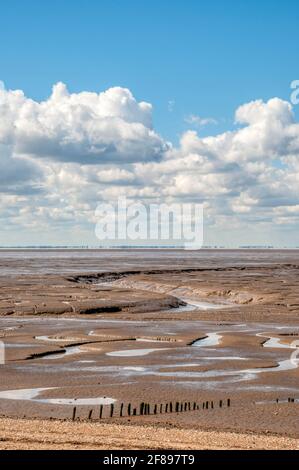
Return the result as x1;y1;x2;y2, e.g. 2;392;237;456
0;82;168;164
1;83;299;245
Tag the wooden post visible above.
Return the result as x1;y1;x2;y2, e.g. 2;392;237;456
175;402;179;412
110;403;114;418
219;400;223;408
72;407;76;421
140;402;144;415
88;409;93;420
206;401;209;409
165;403;168;413
227;398;231;407
211;401;214;409
154;404;157;414
160;404;163;414
99;405;103;419
193;402;196;410
133;408;137;416
120;403;124;417
128;403;131;416
169;402;173;413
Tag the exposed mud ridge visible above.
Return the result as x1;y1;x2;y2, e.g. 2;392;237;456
67;269;205;284
82;306;122;314
87;275;251;306
26;348;68;360
68;264;299;308
67;263;299;285
0;274;185;316
107;278;249;306
187;335;209;346
25;337;137;360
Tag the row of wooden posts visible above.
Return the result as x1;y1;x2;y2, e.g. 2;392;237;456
276;397;297;403
72;398;231;421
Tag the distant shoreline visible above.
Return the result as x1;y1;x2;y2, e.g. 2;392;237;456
0;246;299;251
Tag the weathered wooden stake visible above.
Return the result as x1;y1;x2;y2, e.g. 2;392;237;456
160;404;163;413
88;409;93;420
154;404;157;414
219;400;223;408
128;403;131;416
175;402;179;412
99;405;103;419
170;402;173;413
140;402;144;415
72;407;76;421
120;403;124;417
110;403;114;418
227;398;231;407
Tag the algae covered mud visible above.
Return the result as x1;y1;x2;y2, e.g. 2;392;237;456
0;249;299;440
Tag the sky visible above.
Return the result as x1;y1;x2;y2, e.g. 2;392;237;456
0;0;299;247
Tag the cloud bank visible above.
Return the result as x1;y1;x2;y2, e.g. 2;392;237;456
0;82;167;164
1;82;299;245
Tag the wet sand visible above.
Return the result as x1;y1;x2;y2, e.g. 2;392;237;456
0;249;299;448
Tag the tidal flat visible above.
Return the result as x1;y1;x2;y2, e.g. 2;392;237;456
0;249;299;448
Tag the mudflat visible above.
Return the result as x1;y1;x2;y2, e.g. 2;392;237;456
0;249;299;449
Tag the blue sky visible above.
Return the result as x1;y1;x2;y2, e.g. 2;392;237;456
1;0;298;142
1;1;299;247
